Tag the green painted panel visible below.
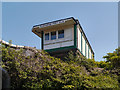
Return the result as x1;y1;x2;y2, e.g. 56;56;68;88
74;24;77;48
45;45;75;52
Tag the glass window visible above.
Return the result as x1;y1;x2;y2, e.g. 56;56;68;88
51;31;56;40
58;30;64;39
45;33;49;40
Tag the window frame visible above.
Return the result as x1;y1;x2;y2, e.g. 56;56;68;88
58;30;64;39
51;31;56;40
45;33;49;41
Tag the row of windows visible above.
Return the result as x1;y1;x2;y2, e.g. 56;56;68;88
45;30;64;40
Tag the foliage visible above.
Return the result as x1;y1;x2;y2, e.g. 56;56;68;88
103;47;120;69
96;61;108;68
1;44;120;89
64;51;96;70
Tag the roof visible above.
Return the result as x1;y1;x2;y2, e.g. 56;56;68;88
32;17;76;37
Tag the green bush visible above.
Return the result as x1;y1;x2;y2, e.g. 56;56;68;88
96;61;108;68
103;47;120;69
1;44;120;89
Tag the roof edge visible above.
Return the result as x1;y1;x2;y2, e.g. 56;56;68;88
33;17;77;28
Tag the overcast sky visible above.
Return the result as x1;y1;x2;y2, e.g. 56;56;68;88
2;2;118;61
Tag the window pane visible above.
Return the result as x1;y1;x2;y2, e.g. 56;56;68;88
51;31;56;40
58;30;64;39
45;33;49;40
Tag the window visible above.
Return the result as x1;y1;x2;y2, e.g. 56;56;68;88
51;31;56;40
45;33;49;40
58;30;64;39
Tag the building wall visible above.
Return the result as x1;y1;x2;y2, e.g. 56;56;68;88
43;24;94;59
44;27;74;50
89;48;91;59
77;28;81;52
77;26;93;59
86;43;88;59
82;35;86;56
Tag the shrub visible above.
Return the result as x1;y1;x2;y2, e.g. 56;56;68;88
1;44;120;89
103;47;120;69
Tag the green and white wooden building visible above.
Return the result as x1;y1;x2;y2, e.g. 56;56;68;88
32;17;94;59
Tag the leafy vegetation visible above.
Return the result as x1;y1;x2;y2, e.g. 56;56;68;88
1;43;120;89
103;47;120;69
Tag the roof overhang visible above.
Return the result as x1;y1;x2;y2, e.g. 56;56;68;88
32;17;76;38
